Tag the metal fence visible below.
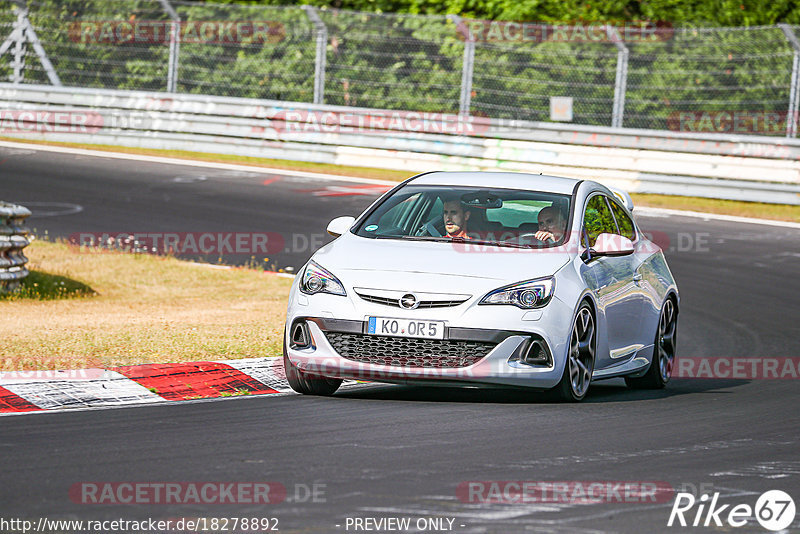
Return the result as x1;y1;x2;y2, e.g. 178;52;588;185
2;0;800;136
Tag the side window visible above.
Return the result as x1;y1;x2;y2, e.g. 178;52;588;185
608;200;636;241
377;192;422;231
430;197;443;219
583;195;617;247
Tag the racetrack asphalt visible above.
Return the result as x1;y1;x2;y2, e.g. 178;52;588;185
1;144;799;533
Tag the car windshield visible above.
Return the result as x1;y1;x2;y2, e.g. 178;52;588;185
354;185;571;248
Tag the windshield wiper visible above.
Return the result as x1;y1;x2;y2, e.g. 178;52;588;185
466;239;536;249
398;235;536;249
399;235;452;242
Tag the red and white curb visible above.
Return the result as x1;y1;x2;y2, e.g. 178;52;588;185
0;357;346;415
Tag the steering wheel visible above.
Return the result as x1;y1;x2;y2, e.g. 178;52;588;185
517;232;554;243
415;220;443;237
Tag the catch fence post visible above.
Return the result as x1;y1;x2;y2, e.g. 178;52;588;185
448;14;475;116
607;25;628;128
303;5;328;105
157;0;181;93
779;24;800;138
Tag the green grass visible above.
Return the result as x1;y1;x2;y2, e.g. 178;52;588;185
0;270;96;301
220;389;252;397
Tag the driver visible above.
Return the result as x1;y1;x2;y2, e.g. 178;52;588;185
534;206;566;243
442;198;471;239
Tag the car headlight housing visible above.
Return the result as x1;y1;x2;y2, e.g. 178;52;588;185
480;277;555;309
300;261;346;296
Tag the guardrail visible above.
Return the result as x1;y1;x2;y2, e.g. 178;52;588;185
1;83;799;205
0;201;31;292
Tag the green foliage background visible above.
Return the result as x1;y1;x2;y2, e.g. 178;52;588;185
201;0;800;26
3;0;799;132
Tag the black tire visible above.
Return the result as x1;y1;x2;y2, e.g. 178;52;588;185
625;297;678;390
551;302;596;402
283;340;342;396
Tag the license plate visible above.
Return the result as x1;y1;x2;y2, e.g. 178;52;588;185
367;317;445;339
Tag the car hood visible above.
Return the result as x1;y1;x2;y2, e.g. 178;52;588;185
311;234;572;292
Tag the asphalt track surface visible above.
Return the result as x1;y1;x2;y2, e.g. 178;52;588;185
1;145;799;533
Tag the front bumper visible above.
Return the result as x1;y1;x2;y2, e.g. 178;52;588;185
284;315;571;390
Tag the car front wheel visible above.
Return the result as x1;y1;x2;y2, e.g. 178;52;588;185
551;302;596;402
283;340;342;396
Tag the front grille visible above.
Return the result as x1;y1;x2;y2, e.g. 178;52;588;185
324;332;496;368
356;293;470;309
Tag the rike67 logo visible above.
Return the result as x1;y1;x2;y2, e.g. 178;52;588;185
668;490;795;531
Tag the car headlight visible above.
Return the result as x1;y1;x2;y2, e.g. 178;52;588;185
480;277;555;309
300;261;346;296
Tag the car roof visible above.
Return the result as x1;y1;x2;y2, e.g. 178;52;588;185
409;171;582;195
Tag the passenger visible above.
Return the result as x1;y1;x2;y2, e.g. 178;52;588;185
442;198;471;239
534;206;566;243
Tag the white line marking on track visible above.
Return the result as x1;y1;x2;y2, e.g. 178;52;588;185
10;201;83;217
4;139;796;229
711;460;800;479
172;174;207;183
484;439;798;469
0;140;395;186
359;504;574;521
635;206;800;229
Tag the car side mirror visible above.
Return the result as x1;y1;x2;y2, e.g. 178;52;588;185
326;216;356;237
591;233;634;257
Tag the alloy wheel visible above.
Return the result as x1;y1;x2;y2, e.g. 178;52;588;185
569;307;595;398
657;299;678;382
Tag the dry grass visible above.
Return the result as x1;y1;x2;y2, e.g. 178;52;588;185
0;136;410;181
0;240;292;371
630;193;800;223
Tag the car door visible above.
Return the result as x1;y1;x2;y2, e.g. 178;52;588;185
608;198;661;349
582;194;641;366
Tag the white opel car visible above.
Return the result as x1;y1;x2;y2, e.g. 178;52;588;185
284;172;678;401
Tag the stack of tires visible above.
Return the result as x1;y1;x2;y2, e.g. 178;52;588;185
0;201;31;292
